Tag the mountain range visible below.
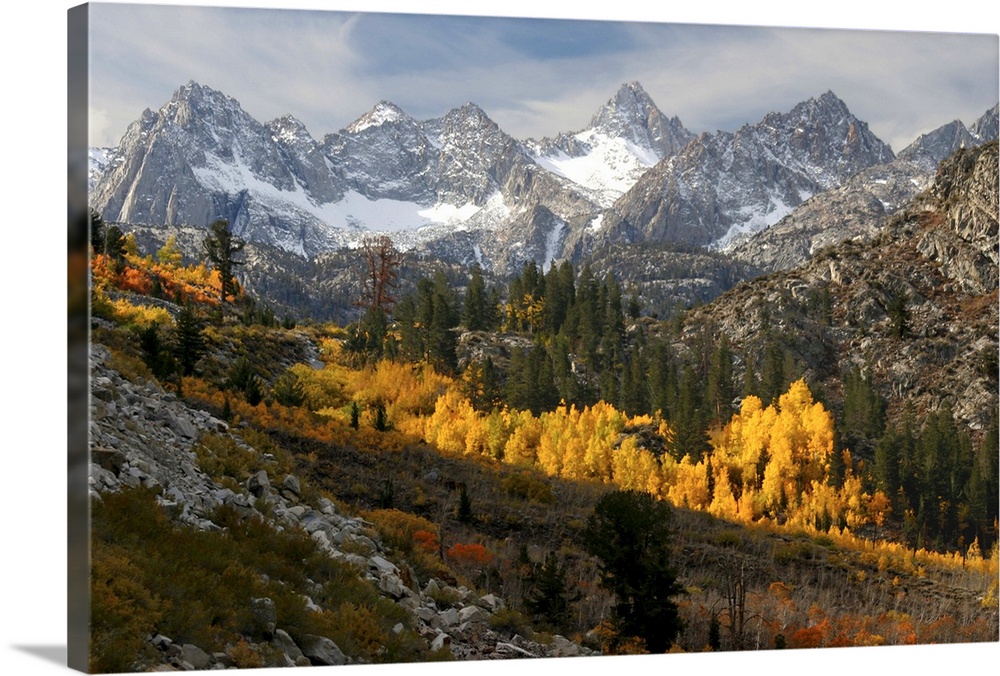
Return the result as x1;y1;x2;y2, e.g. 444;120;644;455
89;80;998;319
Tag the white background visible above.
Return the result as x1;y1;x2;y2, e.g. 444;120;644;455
2;1;997;675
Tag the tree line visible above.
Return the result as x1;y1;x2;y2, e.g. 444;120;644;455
343;244;998;553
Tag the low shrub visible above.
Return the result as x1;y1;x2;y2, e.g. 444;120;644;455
502;471;554;504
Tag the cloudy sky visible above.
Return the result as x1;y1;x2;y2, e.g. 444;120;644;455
85;1;998;153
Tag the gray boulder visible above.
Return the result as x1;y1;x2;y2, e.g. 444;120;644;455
249;597;277;639
247;469;271;498
178;643;212;670
298;634;348;666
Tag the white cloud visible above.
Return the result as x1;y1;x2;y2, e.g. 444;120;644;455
87;106;113;148
85;1;997;153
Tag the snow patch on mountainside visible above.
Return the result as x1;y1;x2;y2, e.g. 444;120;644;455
191;146;492;240
89;147;118;192
543;221;568;270
714;192;797;250
533;130;662;206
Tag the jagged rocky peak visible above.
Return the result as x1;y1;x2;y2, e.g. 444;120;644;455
970;102;999;141
346;100;411;133
728;102;1000;275
897;119;979;170
875;102;996;170
589;81;693;155
435;102;504;141
324;100;436;203
267;114;345;205
267;114;315;144
590;90;896;253
432;103;524;196
759;90;894;185
163;80;248;133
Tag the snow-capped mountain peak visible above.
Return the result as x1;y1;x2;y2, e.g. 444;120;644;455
588;80;691;155
347;101;410;133
528;82;694;206
592;90;896;252
268;114;314;145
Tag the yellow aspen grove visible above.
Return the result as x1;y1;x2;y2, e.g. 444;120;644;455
536;406;575;477
714;394;777;494
559;428;589;481
709;380;838;523
759;380;836;514
464;417;491;456
840;468;869;530
761;412;800;513
790;479;842;531
484;409;515;460
736;486;759;522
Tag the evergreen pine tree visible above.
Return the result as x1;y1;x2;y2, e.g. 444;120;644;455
463;263;489;331
457;485;473;523
648;338;678;419
582;490;685;653
522;551;579;632
227;355;263;405
173;303;207;377
668;366;709;460
202;218;245;303
271;369;306;407
707;336;735;425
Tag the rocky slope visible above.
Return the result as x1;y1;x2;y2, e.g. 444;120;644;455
88;338;591;670
682;140;999;433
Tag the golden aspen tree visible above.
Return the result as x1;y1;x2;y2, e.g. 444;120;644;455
560;406;594;479
504;410;542;466
761;415;797;513
560;429;589;481
583;402;626;479
736;486;759;522
464;417;490;457
483;409;516;460
715;395;776;494
536;407;571;476
667;455;710;510
424;389;476;455
611;437;663;495
709;465;740;521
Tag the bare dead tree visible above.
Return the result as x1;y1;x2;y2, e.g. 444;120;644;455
713;537;772;650
357;234;403;314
